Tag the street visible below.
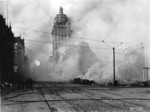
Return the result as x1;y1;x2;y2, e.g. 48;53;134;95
1;83;150;112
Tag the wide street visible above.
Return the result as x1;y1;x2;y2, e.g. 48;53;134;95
1;83;150;112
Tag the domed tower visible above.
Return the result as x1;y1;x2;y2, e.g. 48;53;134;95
52;7;72;62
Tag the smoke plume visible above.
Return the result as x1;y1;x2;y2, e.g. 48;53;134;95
0;0;149;81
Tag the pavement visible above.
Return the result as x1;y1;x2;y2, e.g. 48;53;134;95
1;83;150;112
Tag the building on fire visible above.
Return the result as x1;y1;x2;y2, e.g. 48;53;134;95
51;7;72;63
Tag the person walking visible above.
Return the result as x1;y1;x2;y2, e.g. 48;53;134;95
25;78;29;89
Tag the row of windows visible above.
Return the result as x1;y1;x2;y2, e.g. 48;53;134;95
52;30;72;35
53;41;67;50
53;25;71;29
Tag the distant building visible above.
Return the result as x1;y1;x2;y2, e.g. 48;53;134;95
24;56;30;78
143;67;150;82
48;56;54;72
14;37;25;76
51;7;72;63
0;14;28;82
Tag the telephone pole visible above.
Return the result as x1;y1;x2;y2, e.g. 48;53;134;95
113;47;115;86
102;40;122;87
7;0;9;26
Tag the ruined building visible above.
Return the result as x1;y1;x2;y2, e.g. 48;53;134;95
51;7;72;63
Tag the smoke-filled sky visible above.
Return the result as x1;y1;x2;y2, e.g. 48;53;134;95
0;0;149;81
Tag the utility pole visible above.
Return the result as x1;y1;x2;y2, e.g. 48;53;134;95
102;40;122;87
113;47;115;86
7;0;8;26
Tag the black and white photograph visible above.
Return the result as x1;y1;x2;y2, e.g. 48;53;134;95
0;0;150;112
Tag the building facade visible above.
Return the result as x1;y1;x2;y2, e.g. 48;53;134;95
143;67;150;82
0;14;28;82
14;37;25;76
51;7;72;63
0;15;15;82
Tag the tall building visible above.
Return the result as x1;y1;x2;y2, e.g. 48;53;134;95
51;7;72;63
0;15;15;82
0;14;27;82
14;37;25;77
143;67;150;82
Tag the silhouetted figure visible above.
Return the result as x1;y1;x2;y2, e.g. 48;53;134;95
20;81;24;90
29;78;33;89
17;80;21;89
25;78;29;89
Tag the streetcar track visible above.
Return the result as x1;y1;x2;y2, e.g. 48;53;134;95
40;84;57;112
3;83;150;111
83;89;150;110
103;90;150;110
81;90;124;111
50;84;124;111
3;97;150;106
48;83;83;112
45;83;150;111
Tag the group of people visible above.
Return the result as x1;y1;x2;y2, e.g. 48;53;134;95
25;77;33;89
17;77;33;90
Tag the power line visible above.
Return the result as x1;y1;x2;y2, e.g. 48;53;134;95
101;40;123;86
115;48;127;54
13;26;105;43
102;40;123;49
7;0;8;26
13;26;51;34
75;35;142;45
25;39;111;50
25;39;50;43
12;26;147;45
12;27;146;51
125;43;144;50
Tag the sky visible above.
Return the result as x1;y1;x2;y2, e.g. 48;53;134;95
0;0;149;81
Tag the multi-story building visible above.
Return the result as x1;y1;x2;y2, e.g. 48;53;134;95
143;67;150;82
14;37;25;76
0;15;15;82
0;14;28;82
51;7;72;63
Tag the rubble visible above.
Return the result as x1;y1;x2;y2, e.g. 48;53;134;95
72;78;96;85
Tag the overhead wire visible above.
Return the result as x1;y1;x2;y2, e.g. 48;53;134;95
102;40;123;49
25;39;111;50
125;43;144;50
13;26;51;34
12;26;149;53
115;48;128;54
12;26;147;45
